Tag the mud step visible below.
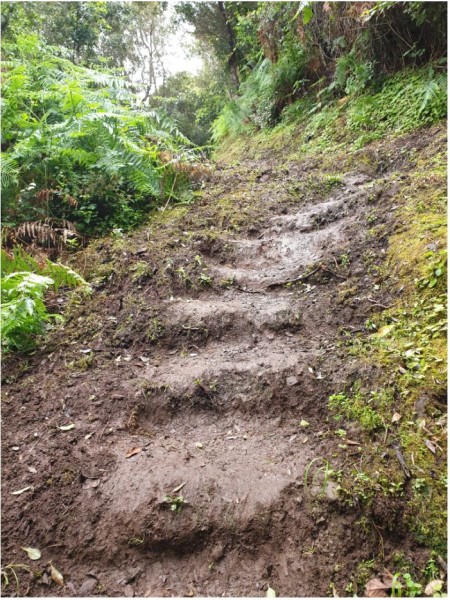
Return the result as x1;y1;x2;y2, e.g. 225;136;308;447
159;292;302;346
139;337;308;395
89;413;321;557
206;185;368;288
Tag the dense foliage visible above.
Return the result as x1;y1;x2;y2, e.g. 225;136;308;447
150;69;226;147
1;35;197;235
212;1;447;140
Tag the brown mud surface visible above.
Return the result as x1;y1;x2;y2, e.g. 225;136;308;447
1;125;446;596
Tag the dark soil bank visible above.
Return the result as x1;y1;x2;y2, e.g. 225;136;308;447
2;125;446;597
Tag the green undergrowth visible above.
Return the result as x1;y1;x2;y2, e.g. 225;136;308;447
216;66;447;165
328;145;447;557
2;34;199;236
1;247;90;353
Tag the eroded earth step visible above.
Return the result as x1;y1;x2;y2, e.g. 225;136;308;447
206;180;370;288
81;411;328;555
67;411;354;597
161;291;302;340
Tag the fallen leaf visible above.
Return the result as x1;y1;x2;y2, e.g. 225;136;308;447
195;442;203;449
50;564;64;586
172;481;187;493
392;412;401;423
299;420;309;428
126;447;141;458
376;325;394;338
266;585;277;597
84;432;94;440
364;578;390;597
425;439;436;454
12;486;32;496
21;546;41;560
345;440;360;446
58;424;75;431
330;582;339;597
82;479;100;490
307;367;314;374
139;356;150;363
424;579;444;596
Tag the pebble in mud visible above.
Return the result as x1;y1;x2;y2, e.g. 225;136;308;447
211;543;226;562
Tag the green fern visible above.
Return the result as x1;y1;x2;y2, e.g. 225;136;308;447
1;247;90;353
1;33;198;234
1;272;59;352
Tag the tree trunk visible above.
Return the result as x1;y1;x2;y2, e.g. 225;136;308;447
217;1;240;89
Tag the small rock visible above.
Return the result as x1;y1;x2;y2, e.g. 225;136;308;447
324;481;340;502
79;578;97;595
66;582;77;594
286;376;299;387
211;544;225;562
124;584;134;597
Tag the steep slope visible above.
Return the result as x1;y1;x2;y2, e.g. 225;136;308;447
2;123;446;597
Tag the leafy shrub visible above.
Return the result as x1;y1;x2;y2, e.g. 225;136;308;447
1;247;89;353
331;51;374;96
1;272;60;353
347;66;447;135
1;34;198;235
212;43;307;141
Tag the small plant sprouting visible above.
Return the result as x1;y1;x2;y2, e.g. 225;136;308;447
304;457;341;497
128;535;145;547
366;210;377;224
325;175;343;191
1;563;33;596
220;276;235;288
339;253;350;267
199;272;213;286
391;572;422;597
163;495;187;513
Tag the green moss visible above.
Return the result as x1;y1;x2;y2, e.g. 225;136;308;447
329;386;388;432
327;130;447;555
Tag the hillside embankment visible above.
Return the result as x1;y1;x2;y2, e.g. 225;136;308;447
2;119;447;597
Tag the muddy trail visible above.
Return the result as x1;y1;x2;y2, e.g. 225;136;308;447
2;126;445;597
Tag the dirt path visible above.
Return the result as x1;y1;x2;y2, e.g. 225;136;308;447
2;130;442;597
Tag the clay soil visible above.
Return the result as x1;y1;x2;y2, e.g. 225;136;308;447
1;125;445;597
